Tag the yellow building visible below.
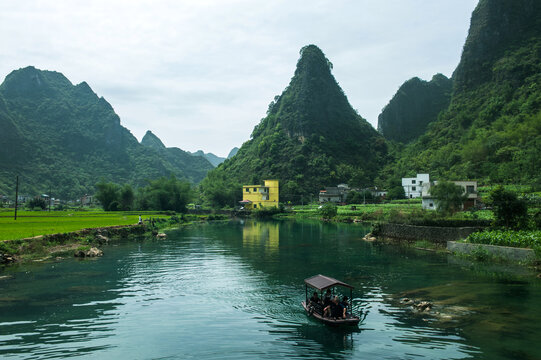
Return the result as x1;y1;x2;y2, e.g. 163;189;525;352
240;180;279;209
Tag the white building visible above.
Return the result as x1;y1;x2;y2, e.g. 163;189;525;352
402;174;430;198
421;180;478;210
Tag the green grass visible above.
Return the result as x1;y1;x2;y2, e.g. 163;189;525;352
467;229;541;251
0;210;167;240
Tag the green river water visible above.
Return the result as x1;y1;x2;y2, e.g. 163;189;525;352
0;220;540;359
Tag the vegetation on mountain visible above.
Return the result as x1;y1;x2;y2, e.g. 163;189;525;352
384;0;541;187
227;147;239;159
202;45;387;206
0;68;213;200
378;74;452;143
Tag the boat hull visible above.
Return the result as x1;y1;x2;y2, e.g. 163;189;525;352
302;301;360;326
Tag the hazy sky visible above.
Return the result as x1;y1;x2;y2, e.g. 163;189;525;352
1;1;478;157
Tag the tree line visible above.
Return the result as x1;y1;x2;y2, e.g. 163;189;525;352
95;175;193;212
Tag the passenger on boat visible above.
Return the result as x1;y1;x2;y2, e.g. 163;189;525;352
322;289;332;307
309;292;323;315
323;296;344;319
341;296;349;318
309;291;320;305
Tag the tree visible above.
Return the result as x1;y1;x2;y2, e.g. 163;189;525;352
27;197;47;210
488;186;528;229
138;175;194;212
387;185;405;200
95;181;120;211
429;181;468;215
119;184;134;211
319;202;337;219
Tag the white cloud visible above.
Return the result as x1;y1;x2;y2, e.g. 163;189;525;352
0;0;478;157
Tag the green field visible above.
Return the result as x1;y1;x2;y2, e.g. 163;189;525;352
0;210;166;241
289;202;494;221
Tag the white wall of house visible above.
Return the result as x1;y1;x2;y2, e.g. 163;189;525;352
402;173;430;198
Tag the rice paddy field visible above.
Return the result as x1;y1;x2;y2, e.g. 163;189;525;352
0;210;166;241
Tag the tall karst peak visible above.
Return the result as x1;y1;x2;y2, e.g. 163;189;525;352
453;0;541;90
205;45;387;202
262;44;364;143
141;130;166;150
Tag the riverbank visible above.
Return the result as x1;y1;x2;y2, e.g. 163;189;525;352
0;212;230;265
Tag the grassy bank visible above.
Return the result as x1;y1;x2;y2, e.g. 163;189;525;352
0;211;230;263
277;202;494;224
0;209;169;241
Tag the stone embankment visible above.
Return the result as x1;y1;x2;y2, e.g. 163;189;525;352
373;223;483;243
447;241;536;262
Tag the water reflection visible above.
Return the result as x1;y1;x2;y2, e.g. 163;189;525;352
0;220;540;359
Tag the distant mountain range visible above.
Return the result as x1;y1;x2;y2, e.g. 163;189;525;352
1;0;539;204
0;67;213;199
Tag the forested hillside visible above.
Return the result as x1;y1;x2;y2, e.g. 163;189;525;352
201;45;388;205
0;67;213;199
384;0;541;186
377;74;452;143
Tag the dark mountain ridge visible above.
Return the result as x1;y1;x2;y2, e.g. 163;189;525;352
377;74;453;143
385;0;541;185
0;67;213;199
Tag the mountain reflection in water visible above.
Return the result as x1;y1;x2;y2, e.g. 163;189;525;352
0;220;539;359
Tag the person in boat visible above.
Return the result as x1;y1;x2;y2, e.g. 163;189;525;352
340;296;349;318
309;291;320;305
322;289;332;307
309;291;322;315
331;296;345;319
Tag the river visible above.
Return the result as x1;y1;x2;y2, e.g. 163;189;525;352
0;220;540;359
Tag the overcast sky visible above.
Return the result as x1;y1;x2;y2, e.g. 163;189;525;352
1;0;478;157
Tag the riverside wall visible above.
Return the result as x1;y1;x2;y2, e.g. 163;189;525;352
375;223;484;243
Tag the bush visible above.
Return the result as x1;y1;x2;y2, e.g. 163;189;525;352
487;186;528;229
319;202;337;219
467;229;541;253
253;206;281;218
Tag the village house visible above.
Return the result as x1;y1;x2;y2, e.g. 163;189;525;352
421;180;478;211
240;180;279;209
319;184;350;203
402;174;430;198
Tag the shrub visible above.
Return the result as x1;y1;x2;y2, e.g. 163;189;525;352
319;203;337;219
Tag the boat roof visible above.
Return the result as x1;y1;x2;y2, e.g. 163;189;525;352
304;274;354;290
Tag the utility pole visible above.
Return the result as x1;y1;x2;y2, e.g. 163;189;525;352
48;185;51;212
14;176;19;220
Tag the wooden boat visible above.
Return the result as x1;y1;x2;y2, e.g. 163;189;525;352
302;274;361;326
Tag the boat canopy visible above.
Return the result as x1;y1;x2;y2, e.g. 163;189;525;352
304;274;354;291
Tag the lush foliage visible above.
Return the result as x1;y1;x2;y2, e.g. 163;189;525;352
136;176;193;212
378;74;452;143
467;230;541;253
0;68;213;200
319;202;337;219
26;197;47;210
382;0;541;187
96;176;193;212
429;181;468;215
487;186;529;228
202;45;387;204
199;170;242;208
